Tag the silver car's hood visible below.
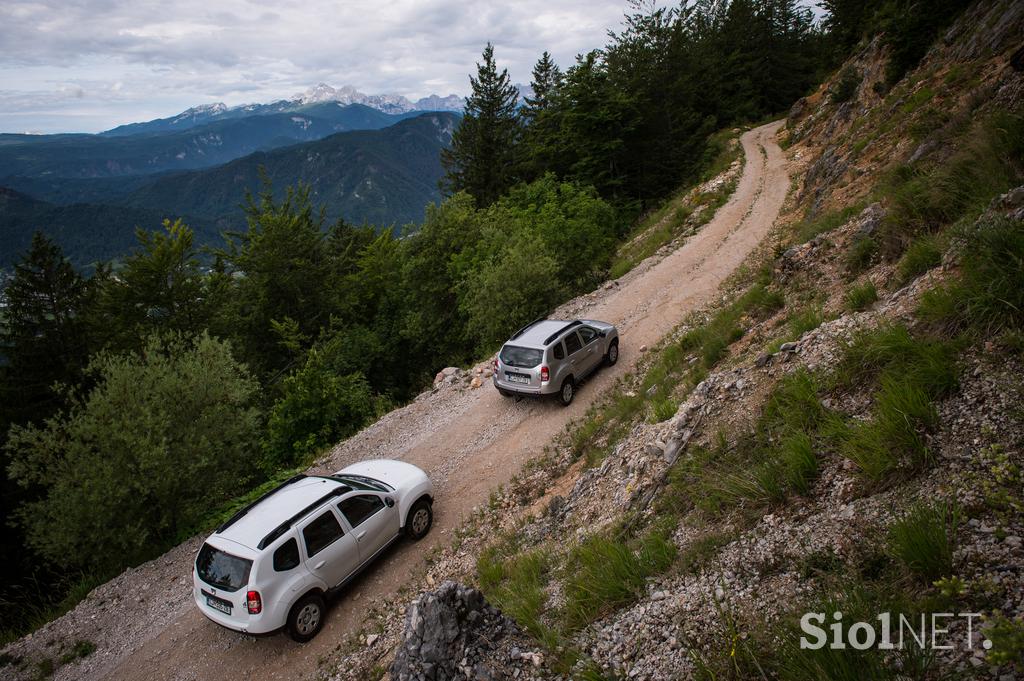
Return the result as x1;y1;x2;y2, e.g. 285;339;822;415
582;319;616;334
336;459;428;493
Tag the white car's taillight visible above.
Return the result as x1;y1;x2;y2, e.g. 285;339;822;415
540;366;550;382
246;590;262;614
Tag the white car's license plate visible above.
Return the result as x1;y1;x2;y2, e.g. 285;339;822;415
506;373;529;384
207;595;231;615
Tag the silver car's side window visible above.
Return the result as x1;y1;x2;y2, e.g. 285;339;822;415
553;342;565;360
579;326;598;344
564;332;583;355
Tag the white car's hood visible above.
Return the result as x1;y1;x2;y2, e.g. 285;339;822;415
336;459;428;493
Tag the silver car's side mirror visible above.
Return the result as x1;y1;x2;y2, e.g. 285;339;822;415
385;497;395;508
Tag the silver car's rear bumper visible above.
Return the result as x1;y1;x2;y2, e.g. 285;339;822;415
492;376;556;396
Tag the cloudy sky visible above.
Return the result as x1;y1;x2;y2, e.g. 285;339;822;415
0;0;642;134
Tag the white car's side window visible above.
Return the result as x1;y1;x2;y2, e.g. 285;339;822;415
302;511;343;557
338;495;385;529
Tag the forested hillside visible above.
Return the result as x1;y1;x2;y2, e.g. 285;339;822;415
0;0;977;661
118;112;459;231
0;113;458;268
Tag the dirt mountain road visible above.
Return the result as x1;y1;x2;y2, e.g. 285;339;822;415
30;121;788;681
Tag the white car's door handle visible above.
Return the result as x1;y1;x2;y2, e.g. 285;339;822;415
356;531;366;541
314;560;326;569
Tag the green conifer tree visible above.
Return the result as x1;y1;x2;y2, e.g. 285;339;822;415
441;43;522;207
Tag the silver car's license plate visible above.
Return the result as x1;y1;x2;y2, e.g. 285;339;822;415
506;373;529;384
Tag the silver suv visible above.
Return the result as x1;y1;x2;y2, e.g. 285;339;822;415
492;319;619;406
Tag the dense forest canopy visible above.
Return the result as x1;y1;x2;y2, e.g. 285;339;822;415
0;0;972;643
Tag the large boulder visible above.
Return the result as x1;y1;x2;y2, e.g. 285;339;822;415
390;582;511;681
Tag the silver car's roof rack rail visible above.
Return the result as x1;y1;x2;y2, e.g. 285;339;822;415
543;320;582;346
510;316;547;340
216;474;308;534
256;485;351;550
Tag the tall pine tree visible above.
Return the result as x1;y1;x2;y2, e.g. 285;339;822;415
0;232;92;427
524;51;562;123
441;43;522;207
521;51;564;181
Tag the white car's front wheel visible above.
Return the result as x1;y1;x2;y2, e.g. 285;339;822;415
405;499;433;540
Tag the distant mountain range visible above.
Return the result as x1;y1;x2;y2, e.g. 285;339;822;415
0;112;458;268
102;84;466;137
0;103;431;180
122;112;458;233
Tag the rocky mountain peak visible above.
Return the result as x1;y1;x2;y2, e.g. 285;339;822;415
291;83;464;113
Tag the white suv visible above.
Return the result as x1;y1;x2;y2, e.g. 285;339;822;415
192;460;433;642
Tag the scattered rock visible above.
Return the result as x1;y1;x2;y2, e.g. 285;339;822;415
390;582;512;681
855;202;885;238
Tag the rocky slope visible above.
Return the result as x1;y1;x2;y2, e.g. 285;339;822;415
314;3;1024;679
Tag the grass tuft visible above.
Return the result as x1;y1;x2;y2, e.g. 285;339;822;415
919;216;1024;335
840;377;937;478
845;236;878;274
844;281;878;311
888;502;959;583
831;324;958;480
792;205;863;244
563;531;676;630
477;542;560;648
58;640;96;665
896;233;943;284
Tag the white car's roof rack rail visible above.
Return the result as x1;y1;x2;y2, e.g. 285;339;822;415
256;485;351;550
216;474;308;533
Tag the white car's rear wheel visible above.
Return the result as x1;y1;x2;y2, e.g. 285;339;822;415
287;593;325;642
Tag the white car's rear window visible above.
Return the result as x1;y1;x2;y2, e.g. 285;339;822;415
196;543;252;592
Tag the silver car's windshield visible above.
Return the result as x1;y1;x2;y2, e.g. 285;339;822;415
500;345;543;368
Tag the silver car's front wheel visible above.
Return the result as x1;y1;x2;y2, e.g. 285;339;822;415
606;341;619;366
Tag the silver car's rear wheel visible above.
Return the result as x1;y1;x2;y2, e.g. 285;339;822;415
287;594;325;642
559;378;575;406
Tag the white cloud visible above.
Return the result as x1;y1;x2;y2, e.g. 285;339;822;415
0;0;630;133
